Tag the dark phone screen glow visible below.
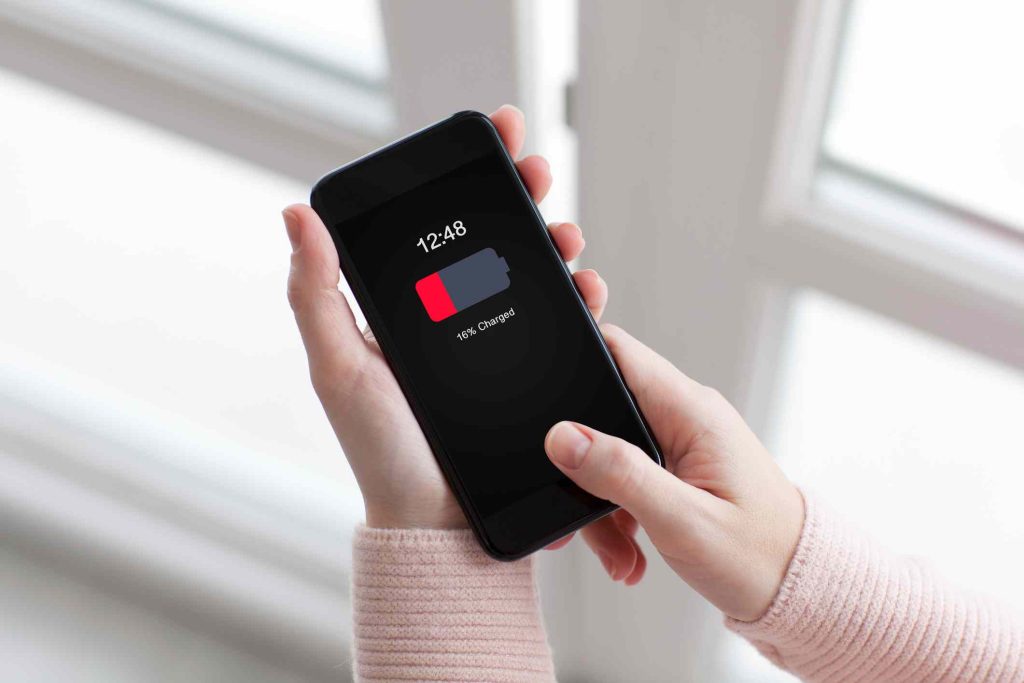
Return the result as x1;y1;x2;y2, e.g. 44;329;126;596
316;116;659;555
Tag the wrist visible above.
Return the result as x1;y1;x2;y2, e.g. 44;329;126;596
738;483;805;622
364;499;468;530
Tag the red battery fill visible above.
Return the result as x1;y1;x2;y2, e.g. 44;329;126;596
414;248;511;322
415;272;458;322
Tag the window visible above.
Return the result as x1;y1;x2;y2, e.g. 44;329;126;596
0;0;394;137
0;64;364;494
571;1;1024;680
820;0;1024;233
147;0;388;84
726;290;1024;683
774;291;1024;611
0;2;532;677
727;4;1024;678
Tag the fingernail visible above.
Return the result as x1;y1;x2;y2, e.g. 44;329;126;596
597;551;615;577
282;209;300;252
547;422;591;469
500;103;524;117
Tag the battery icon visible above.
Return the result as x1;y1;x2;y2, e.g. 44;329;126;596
415;248;510;322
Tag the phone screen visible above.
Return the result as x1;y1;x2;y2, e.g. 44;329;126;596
313;114;660;557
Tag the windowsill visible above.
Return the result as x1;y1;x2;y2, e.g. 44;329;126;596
0;350;360;667
0;0;393;136
796;163;1024;310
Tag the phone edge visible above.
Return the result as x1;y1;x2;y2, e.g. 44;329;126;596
310;110;663;561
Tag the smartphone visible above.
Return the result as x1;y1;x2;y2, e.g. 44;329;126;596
311;111;662;559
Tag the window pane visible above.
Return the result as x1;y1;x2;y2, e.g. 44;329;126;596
822;0;1024;232
728;289;1024;679
775;291;1024;604
149;0;388;83
0;65;362;492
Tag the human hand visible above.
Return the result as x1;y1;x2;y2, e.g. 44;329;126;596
282;105;610;530
544;325;805;622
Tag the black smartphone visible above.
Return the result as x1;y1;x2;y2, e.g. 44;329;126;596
311;111;662;559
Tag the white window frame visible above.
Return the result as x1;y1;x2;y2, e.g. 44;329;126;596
0;0;392;179
0;1;528;678
566;1;1024;680
764;0;1024;338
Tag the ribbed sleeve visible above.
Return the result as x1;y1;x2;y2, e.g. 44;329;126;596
727;495;1024;682
352;526;556;682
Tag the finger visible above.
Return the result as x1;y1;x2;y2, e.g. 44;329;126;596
573;269;608;321
517;155;552;203
549;222;584;261
545;421;713;545
578;510;641;577
545;533;574;551
283;205;367;387
622;535;647;586
581;515;638;581
612;509;639;537
600;323;712;438
489;104;526;159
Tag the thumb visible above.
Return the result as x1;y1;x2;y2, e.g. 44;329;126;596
545;421;707;541
283;204;367;387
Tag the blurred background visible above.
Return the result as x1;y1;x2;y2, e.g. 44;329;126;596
1;0;1022;681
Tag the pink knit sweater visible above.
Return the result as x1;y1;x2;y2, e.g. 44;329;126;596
352;496;1024;682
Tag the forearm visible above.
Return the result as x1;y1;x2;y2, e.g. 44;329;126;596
728;494;1024;682
352;527;556;682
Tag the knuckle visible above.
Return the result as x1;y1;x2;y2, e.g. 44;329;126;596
287;272;335;319
286;283;302;312
286;266;306;312
700;385;727;408
604;442;646;503
308;364;335;399
309;358;358;408
600;323;625;348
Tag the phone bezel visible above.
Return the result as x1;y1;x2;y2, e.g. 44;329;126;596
310;110;663;560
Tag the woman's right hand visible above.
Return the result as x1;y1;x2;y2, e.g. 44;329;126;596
545;325;805;622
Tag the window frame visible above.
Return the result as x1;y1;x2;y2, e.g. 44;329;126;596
763;0;1024;322
0;0;402;177
0;0;529;676
568;1;1024;681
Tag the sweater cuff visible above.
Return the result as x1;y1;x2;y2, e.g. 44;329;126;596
727;491;924;676
725;490;827;667
352;526;555;682
725;493;1024;681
